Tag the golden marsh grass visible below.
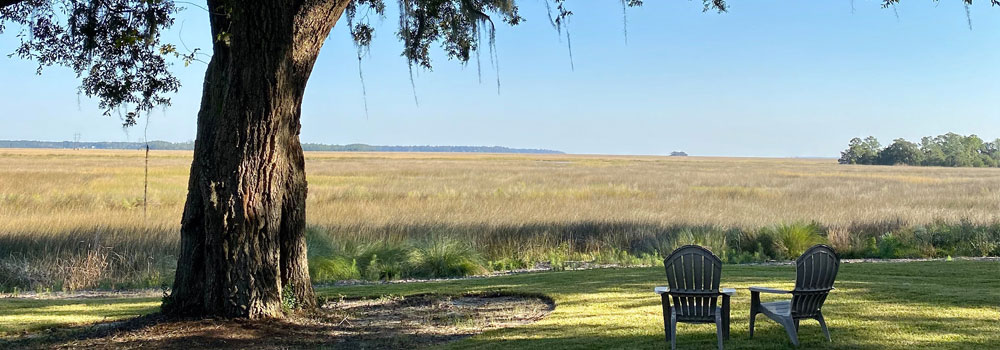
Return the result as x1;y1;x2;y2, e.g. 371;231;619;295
0;148;998;290
4;149;999;232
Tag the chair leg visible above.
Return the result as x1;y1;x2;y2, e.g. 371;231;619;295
749;292;759;339
722;295;731;340
715;313;724;350
662;296;671;344
781;318;800;347
817;313;831;342
670;312;678;350
794;320;800;331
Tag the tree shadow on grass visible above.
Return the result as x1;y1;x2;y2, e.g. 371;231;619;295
1;293;554;350
2;312;475;350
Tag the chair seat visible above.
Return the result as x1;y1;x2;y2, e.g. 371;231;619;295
748;244;839;347
674;306;723;322
760;301;791;317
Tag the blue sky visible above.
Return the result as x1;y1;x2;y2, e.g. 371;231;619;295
1;1;998;157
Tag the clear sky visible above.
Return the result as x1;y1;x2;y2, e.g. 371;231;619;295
1;1;998;157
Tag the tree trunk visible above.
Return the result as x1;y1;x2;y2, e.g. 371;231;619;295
164;0;349;318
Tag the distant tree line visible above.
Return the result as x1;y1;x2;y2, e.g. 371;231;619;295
0;140;196;150
300;143;562;154
0;140;563;154
839;133;1000;167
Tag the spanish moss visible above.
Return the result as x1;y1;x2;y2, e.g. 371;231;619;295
357;53;370;118
964;1;972;30
621;0;629;45
475;30;483;84
490;34;502;93
566;27;575;71
409;63;420;106
545;0;574;70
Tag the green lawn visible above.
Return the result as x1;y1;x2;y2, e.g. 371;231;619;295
2;260;999;349
0;297;161;337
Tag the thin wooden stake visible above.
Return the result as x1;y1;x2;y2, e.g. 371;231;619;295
144;144;149;221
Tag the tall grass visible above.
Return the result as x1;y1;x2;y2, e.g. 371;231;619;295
305;228;486;283
408;234;488;277
760;222;827;259
0;226;177;292
0;149;999;291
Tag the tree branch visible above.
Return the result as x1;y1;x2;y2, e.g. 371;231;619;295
0;0;29;9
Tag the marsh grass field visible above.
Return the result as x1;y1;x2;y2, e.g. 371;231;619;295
1;148;999;291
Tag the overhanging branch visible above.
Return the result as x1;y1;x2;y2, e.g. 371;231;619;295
0;0;29;9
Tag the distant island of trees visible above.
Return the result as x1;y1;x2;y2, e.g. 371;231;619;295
839;133;1000;167
0;140;564;154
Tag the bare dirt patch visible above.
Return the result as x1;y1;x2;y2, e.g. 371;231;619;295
3;293;553;350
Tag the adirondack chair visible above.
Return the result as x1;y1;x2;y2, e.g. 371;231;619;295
655;245;735;350
749;244;840;346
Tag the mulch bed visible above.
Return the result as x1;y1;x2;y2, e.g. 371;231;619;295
3;293;554;350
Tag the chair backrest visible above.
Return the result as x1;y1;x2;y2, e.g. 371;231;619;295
790;244;840;318
663;245;722;321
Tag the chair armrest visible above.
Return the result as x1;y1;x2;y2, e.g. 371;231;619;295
654;286;669;295
749;286;790;294
721;288;736;296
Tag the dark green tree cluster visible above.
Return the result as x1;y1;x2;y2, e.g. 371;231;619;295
839;133;1000;167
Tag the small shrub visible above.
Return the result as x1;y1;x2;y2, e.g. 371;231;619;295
305;227;364;282
364;254;406;280
963;227;1000;257
590;248;633;266
826;227;852;253
633;252;662;266
64;247;110;291
281;284;298;313
761;223;826;259
547;249;567;271
727;250;768;264
408;235;487;278
309;257;360;283
356;243;411;280
486;257;530;271
877;233;906;259
662;227;729;261
930;224;959;255
732;229;779;261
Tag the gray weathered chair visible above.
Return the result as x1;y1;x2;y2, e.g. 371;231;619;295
655;245;734;350
749;244;840;346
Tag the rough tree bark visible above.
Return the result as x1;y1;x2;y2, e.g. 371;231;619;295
164;0;349;318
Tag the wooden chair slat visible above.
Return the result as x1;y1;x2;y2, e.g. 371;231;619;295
660;245;728;349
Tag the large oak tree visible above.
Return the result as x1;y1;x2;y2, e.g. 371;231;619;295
0;0;993;318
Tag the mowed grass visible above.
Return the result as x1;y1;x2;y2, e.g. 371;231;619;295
0;297;160;337
323;260;1000;350
2;260;997;349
